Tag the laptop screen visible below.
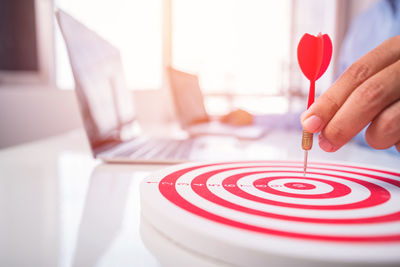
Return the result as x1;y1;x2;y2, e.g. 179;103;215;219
56;10;135;151
168;67;209;127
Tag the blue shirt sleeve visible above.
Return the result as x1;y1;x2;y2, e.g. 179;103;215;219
337;0;400;78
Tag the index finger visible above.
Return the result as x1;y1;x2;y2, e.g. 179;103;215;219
301;36;400;133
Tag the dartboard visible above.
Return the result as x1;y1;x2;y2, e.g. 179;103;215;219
140;161;400;266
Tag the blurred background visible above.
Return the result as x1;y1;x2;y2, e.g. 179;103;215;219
0;0;376;148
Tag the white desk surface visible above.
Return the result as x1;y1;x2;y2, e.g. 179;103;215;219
0;129;399;267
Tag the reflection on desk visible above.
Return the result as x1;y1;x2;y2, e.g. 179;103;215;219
0;129;398;267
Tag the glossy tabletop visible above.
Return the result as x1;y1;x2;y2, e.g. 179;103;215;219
0;129;399;267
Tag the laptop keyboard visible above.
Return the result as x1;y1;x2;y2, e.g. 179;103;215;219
115;138;195;160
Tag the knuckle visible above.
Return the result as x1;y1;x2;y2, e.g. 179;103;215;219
365;130;382;149
365;110;400;149
390;60;400;76
354;81;385;105
347;62;371;84
396;143;400;153
323;123;347;146
386;35;400;47
319;93;340;113
378;111;399;135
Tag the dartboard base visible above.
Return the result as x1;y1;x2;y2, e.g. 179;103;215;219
140;215;232;267
140;161;400;266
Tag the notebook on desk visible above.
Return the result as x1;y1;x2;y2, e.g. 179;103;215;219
56;9;268;163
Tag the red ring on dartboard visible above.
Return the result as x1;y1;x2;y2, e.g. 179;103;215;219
158;162;400;242
191;171;399;224
222;171;389;210
253;176;351;199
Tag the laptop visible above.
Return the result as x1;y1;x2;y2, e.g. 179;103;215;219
167;67;266;140
56;10;268;163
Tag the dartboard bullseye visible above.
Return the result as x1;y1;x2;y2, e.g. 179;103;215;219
140;161;400;266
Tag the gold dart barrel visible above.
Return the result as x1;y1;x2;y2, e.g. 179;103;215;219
302;130;313;150
302;130;313;177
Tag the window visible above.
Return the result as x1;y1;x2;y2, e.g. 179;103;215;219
55;0;162;90
55;0;337;115
171;0;336;115
172;0;292;114
172;0;291;96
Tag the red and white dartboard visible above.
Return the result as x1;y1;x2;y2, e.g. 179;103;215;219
140;161;400;266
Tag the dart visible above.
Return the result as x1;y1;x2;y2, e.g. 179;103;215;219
297;33;333;176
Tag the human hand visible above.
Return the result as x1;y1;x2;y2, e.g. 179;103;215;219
220;109;253;126
300;36;400;152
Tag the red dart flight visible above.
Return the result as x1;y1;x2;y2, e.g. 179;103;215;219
297;33;333;108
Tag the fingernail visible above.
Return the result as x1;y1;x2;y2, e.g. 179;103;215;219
319;134;336;152
302;115;322;132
